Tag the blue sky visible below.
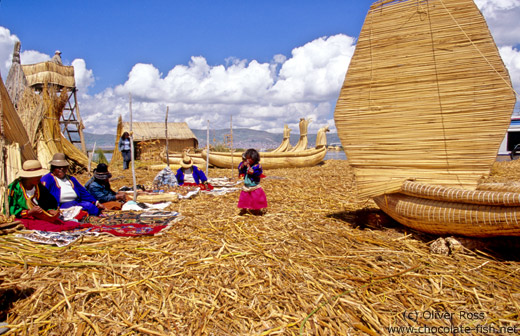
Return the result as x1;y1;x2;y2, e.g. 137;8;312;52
1;1;371;91
1;0;519;134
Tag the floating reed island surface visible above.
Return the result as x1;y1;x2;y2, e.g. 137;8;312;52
1;159;520;335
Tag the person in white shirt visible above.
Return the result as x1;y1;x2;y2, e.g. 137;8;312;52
41;153;104;216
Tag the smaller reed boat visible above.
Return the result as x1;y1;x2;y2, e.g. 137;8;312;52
202;146;327;170
202;119;328;169
160;151;206;166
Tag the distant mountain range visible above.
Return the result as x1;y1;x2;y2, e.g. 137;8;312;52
82;129;342;151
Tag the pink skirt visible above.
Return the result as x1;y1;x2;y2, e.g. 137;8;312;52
238;187;267;210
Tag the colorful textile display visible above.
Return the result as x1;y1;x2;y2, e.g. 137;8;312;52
17;231;83;247
16;210;183;246
83;210;181;226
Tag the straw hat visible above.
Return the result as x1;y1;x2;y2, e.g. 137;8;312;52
49;153;69;167
180;152;193;169
18;160;47;178
93;163;112;180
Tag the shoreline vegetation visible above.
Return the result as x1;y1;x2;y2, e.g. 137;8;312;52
0;159;519;334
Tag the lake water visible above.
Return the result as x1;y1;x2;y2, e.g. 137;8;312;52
324;150;347;160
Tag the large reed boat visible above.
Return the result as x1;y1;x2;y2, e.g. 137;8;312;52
334;0;518;237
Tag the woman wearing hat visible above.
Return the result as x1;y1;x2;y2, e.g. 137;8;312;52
86;163;127;210
7;160;80;231
175;152;212;189
41;153;103;216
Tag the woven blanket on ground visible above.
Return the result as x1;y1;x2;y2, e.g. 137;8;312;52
201;187;241;196
17;210;183;246
17;231;83;247
208;177;243;188
122;201;171;211
177;187;200;199
84;210;181;226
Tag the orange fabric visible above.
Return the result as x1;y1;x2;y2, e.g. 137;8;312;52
102;201;122;210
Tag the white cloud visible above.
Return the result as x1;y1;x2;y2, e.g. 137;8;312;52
476;0;520;46
99;34;355;135
499;46;520;97
475;0;520;17
20;50;50;65
270;34;356;104
72;59;95;94
0;27;19;78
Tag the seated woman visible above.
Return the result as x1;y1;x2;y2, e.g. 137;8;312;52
41;153;103;216
175;153;213;190
7;160;80;231
86;163;127;210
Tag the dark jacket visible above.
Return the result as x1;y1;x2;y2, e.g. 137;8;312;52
86;179;117;203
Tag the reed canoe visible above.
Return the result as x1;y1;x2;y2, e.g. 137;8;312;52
160;151;206;166
201;146;327;169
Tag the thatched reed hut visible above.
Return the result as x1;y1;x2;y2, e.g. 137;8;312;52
4;43;90;172
110;117;199;164
21;61;75;89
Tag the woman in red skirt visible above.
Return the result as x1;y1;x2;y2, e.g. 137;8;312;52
238;148;267;215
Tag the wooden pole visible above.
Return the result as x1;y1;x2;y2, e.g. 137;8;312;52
88;142;96;173
0;81;8;215
165;106;170;168
2;146;8;216
74;89;87;154
129;94;137;201
230;115;233;178
206;120;209;177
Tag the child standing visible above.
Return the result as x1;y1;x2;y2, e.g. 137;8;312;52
238;148;267;215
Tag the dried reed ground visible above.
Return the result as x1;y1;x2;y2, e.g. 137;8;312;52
1;159;519;335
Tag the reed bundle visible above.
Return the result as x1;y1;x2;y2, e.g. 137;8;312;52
110;115;124;167
334;0;516;199
15;84;90;172
10;56;90;172
0;160;519;335
5;41;27;107
16;87;46;146
0;76;36;163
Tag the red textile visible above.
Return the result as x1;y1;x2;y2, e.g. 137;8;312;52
182;182;214;190
20;218;81;232
238;187;268;210
75;210;89;221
